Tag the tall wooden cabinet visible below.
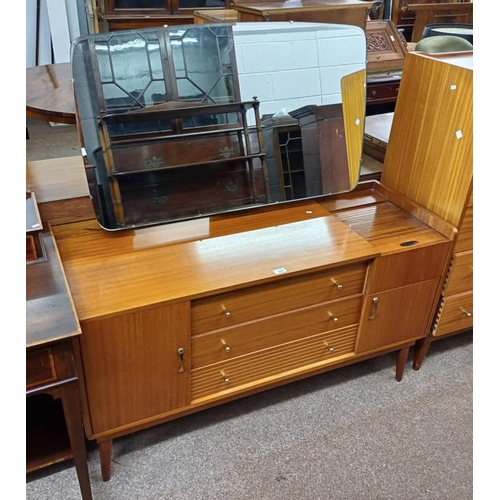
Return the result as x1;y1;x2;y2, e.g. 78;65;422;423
378;51;473;368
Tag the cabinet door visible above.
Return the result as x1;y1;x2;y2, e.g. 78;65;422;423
356;279;440;353
80;302;191;436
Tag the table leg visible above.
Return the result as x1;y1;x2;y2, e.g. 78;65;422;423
395;346;410;382
98;439;113;482
60;383;93;500
413;335;433;371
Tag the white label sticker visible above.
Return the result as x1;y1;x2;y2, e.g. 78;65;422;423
273;267;288;275
455;130;463;139
450;84;457;90
355;118;361;126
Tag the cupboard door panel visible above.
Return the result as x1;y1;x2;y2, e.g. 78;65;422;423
356;279;440;353
80;302;191;435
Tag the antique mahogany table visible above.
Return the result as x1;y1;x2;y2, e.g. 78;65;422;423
26;190;93;499
26;63;76;124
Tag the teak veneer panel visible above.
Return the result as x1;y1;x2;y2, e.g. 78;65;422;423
442;250;472;297
454;206;473;253
191;324;358;401
333;201;449;255
432;290;473;337
381;52;473;228
192;263;366;334
357;278;440;352
192;295;362;369
52;204;378;321
80;302;191;435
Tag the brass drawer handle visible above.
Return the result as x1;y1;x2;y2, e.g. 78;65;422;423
330;278;343;290
368;297;379;320
220;370;230;384
459;307;472;318
221;339;231;353
323;341;335;353
328;312;339;323
221;306;231;318
177;347;185;373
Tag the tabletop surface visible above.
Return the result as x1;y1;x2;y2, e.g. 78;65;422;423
26;231;81;348
26;63;76;124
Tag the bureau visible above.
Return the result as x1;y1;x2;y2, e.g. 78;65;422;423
51;179;455;481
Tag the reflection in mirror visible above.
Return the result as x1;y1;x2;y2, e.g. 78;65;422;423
71;22;367;230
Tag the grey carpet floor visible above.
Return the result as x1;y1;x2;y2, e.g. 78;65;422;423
26;331;473;500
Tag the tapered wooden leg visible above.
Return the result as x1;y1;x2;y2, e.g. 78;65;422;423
98;439;113;482
395;346;410;382
413;335;433;371
60;383;93;500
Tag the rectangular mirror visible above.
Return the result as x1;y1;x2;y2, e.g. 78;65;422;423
71;22;367;230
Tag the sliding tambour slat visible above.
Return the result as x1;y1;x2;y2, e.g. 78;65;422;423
192;295;362;369
192;264;366;334
191;325;358;400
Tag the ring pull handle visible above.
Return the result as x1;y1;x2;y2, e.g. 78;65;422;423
220;370;230;384
177;347;185;373
221;339;231;353
323;341;335;353
459;306;472;318
330;278;343;290
221;305;231;318
368;297;379;320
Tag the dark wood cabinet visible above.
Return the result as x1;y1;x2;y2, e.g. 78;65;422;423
96;0;228;30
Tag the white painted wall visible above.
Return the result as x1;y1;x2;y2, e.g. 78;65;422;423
232;22;366;126
26;0;82;67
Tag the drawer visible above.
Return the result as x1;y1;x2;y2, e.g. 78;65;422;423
454;206;472;253
433;291;473;337
107;133;245;174
192;263;367;334
367;242;451;293
191;324;358;401
114;158;268;226
26;347;57;389
366;82;400;104
192;295;363;368
443;251;473;297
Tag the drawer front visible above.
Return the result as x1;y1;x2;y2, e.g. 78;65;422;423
443;251;473;297
192;295;362;368
191;324;358;401
108;133;244;174
455;206;473;253
192;263;367;334
116;159;268;226
433;291;473;337
26;347;57;389
366;82;400;104
367;242;452;293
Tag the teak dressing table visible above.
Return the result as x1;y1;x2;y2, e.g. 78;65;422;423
27;50;472;484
